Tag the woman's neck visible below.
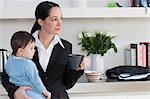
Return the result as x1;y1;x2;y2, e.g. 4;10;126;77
39;31;54;49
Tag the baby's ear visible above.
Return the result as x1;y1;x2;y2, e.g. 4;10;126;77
17;48;23;55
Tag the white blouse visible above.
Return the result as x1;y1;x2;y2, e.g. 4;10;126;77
33;30;65;72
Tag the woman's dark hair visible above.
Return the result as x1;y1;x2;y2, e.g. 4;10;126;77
11;31;35;55
31;1;60;34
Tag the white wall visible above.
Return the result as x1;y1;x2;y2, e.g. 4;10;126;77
0;0;150;82
0;18;150;69
64;18;150;70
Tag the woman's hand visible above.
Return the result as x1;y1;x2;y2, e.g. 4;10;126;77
79;56;89;70
43;90;51;99
14;86;32;99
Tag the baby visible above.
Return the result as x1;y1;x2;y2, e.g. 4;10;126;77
5;31;51;99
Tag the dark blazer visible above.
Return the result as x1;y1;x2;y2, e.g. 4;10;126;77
2;39;84;99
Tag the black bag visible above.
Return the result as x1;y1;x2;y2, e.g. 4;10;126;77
106;65;150;81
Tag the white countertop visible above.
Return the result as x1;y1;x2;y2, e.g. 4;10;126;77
68;81;150;93
1;80;150;96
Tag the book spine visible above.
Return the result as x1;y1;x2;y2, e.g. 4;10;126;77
130;43;138;66
137;44;142;66
140;42;149;67
128;0;133;7
141;44;146;67
125;49;132;65
131;0;141;7
147;44;150;67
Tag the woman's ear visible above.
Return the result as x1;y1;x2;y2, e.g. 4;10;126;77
38;19;43;26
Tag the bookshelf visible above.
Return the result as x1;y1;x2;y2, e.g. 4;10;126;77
0;7;150;19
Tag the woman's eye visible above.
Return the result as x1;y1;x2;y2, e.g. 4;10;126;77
31;47;34;50
50;16;62;22
51;18;57;22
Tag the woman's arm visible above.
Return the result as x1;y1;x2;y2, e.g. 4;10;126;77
63;69;84;90
2;65;32;99
14;86;32;99
63;41;84;89
2;70;19;98
63;57;89;90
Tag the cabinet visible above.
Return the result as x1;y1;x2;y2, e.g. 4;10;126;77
70;95;127;99
70;95;150;99
1;81;150;99
68;81;150;99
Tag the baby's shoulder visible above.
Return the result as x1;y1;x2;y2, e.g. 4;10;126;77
22;59;36;67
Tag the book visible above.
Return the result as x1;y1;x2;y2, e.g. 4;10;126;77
125;49;131;65
139;44;146;67
140;42;150;67
130;43;138;66
130;0;140;7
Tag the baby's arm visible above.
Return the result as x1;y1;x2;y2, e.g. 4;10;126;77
25;61;49;95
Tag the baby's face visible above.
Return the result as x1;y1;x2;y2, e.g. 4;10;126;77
21;42;35;59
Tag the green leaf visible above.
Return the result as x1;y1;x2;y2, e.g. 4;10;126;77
78;31;118;56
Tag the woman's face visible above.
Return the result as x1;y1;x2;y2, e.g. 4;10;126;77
40;7;62;35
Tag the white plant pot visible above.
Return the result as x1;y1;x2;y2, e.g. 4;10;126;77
71;0;88;8
91;54;104;73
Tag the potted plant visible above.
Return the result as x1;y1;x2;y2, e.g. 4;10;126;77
78;31;117;56
78;30;117;72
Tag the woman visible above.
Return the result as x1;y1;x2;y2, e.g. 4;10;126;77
2;1;88;99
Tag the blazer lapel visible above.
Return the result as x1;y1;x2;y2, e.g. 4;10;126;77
46;43;65;72
32;47;45;73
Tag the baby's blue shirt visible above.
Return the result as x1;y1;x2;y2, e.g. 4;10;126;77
5;56;46;93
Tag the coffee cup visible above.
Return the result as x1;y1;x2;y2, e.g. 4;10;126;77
68;54;84;70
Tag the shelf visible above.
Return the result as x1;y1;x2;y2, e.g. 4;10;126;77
63;8;150;18
0;7;150;19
